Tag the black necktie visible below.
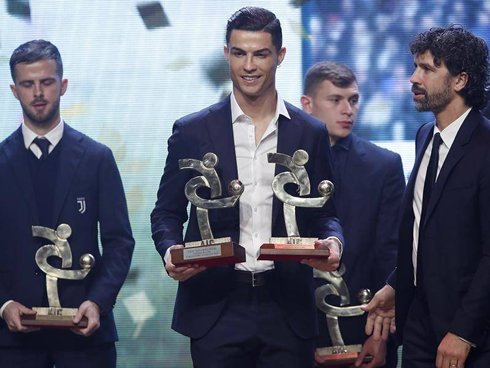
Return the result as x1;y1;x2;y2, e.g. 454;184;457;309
420;132;442;226
34;137;50;160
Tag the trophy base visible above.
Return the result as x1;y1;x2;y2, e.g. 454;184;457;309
316;346;372;367
258;238;329;261
171;240;246;267
20;307;88;329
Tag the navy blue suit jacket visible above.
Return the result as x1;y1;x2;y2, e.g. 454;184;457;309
395;109;490;348
0;124;134;347
151;96;344;340
317;134;405;347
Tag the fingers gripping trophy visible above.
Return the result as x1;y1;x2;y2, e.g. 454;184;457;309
170;152;246;267
258;149;334;261
21;224;95;328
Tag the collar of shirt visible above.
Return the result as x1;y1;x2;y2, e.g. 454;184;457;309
22;119;64;153
434;107;472;150
230;92;291;126
332;133;353;152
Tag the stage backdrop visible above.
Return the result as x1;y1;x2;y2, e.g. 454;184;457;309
1;0;489;367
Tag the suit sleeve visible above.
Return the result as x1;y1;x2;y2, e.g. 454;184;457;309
310;125;344;244
151;120;191;264
449;146;490;346
372;154;405;292
87;148;135;313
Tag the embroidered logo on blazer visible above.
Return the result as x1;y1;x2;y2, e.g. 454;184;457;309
77;197;86;214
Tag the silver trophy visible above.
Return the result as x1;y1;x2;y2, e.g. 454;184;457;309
21;224;95;328
170;152;246;267
314;266;373;366
258;149;334;261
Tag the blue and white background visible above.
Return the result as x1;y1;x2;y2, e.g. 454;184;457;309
1;0;489;366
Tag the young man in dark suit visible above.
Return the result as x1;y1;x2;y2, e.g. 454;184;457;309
151;7;344;368
364;25;490;368
0;40;134;368
301;62;405;367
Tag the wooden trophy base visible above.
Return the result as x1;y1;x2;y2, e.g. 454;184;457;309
316;346;372;367
21;307;88;329
171;240;246;267
258;238;329;261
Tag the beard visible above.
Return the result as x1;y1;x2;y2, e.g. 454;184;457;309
21;97;60;127
413;76;452;114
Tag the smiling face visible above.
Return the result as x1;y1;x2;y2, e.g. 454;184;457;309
410;50;455;114
302;80;359;145
224;30;285;103
10;58;67;132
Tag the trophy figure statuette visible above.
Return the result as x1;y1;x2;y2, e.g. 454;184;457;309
258;149;334;261
314;266;373;367
170;152;246;267
21;224;95;328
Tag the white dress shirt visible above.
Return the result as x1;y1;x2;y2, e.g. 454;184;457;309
232;92;290;272
412;107;471;284
22;119;64;157
0;119;64;319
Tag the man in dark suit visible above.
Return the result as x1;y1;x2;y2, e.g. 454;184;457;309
364;25;490;367
0;40;134;368
151;7;343;368
301;62;405;367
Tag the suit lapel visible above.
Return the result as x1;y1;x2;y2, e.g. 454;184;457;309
272;105;304;230
205;96;238;189
52;124;86;226
3;127;39;223
400;123;433;230
423;109;480;227
341;134;364;203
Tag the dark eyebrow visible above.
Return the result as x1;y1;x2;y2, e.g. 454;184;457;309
230;47;272;54
415;61;435;70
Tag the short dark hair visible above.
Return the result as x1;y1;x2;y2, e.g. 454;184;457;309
303;61;357;96
410;25;489;109
10;39;63;82
226;7;282;53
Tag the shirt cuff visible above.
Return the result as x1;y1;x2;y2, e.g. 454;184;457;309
0;300;14;319
326;236;343;258
455;334;476;348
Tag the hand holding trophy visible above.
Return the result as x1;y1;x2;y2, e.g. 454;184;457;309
258;149;334;261
170;152;246;267
21;224;95;328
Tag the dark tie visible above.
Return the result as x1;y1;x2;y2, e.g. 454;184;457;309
34;137;50;160
420;132;442;226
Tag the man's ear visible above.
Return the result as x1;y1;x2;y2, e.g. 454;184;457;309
301;95;313;114
10;84;19;101
224;45;230;62
454;72;468;92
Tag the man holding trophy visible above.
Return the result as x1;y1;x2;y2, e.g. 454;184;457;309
0;40;134;367
151;6;343;368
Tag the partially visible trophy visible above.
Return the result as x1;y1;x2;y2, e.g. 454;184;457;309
314;266;373;367
170;152;246;267
21;224;95;328
258;149;334;261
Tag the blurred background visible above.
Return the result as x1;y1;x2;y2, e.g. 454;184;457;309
1;0;489;366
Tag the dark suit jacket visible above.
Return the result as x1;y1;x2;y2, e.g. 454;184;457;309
395;109;490;348
0;124;134;347
317;134;405;346
151;96;344;340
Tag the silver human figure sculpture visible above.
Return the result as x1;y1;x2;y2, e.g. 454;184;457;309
268;149;334;244
314;266;372;355
30;224;94;320
179;152;244;247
